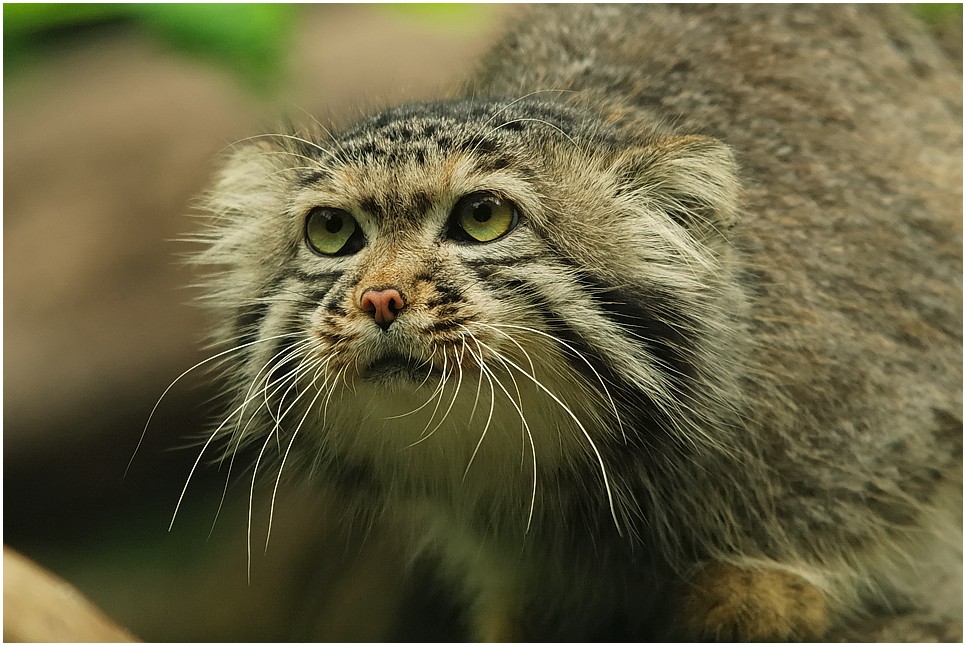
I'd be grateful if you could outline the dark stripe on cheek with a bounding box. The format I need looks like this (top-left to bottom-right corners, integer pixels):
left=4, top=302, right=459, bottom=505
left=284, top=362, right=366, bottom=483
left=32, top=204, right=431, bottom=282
left=426, top=281, right=465, bottom=308
left=236, top=302, right=270, bottom=348
left=287, top=267, right=344, bottom=285
left=463, top=254, right=543, bottom=268
left=527, top=229, right=698, bottom=385
left=569, top=269, right=696, bottom=384
left=465, top=263, right=685, bottom=445
left=294, top=287, right=330, bottom=305
left=544, top=315, right=679, bottom=447
left=429, top=318, right=467, bottom=333
left=326, top=299, right=349, bottom=316
left=268, top=268, right=345, bottom=309
left=466, top=262, right=505, bottom=284
left=469, top=258, right=694, bottom=382
left=260, top=328, right=307, bottom=404
left=320, top=279, right=356, bottom=317
left=234, top=267, right=329, bottom=351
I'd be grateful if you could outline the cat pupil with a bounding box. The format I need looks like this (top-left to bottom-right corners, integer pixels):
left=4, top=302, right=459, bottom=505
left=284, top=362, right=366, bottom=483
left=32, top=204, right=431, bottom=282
left=325, top=216, right=343, bottom=234
left=473, top=205, right=492, bottom=223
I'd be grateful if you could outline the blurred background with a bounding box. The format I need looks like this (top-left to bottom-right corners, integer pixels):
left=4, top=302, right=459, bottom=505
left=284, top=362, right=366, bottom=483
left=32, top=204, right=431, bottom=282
left=4, top=3, right=962, bottom=642
left=4, top=4, right=503, bottom=640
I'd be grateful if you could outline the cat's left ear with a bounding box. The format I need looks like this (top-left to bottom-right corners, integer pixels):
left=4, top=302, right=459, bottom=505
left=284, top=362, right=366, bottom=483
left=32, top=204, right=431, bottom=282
left=613, top=135, right=741, bottom=236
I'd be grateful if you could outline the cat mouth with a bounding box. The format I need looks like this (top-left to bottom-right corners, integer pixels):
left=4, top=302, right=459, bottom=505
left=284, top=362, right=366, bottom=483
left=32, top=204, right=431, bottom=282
left=359, top=351, right=436, bottom=383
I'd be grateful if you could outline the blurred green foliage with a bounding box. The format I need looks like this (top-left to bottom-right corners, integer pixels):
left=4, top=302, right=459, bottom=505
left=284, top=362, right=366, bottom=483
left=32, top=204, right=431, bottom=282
left=909, top=3, right=963, bottom=25
left=2, top=3, right=497, bottom=95
left=131, top=4, right=294, bottom=94
left=3, top=3, right=296, bottom=94
left=387, top=3, right=495, bottom=31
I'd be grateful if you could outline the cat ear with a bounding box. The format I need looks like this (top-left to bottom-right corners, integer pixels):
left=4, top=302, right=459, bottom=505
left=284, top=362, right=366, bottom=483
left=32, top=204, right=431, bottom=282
left=202, top=140, right=290, bottom=221
left=614, top=135, right=741, bottom=236
left=195, top=139, right=298, bottom=271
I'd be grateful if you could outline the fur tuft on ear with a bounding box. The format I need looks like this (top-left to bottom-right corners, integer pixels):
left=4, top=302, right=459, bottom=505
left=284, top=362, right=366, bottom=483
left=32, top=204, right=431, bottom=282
left=202, top=140, right=292, bottom=223
left=192, top=139, right=301, bottom=276
left=615, top=135, right=741, bottom=237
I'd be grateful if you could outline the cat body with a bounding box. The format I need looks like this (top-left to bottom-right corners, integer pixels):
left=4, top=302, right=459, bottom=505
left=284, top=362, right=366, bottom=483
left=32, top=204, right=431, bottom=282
left=195, top=5, right=962, bottom=640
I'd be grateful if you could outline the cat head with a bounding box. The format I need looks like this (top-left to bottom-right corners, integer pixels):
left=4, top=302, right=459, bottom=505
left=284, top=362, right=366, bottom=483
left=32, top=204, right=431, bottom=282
left=194, top=98, right=742, bottom=492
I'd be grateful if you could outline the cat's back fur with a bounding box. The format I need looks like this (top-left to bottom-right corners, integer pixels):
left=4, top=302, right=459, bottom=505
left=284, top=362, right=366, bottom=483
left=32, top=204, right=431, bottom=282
left=470, top=1, right=963, bottom=627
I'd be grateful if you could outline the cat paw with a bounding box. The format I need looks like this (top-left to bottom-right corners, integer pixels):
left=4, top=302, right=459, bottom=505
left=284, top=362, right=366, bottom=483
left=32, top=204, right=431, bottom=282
left=676, top=562, right=829, bottom=641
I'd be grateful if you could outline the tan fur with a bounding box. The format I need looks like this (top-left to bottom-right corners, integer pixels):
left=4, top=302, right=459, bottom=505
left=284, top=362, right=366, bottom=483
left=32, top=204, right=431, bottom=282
left=678, top=562, right=829, bottom=641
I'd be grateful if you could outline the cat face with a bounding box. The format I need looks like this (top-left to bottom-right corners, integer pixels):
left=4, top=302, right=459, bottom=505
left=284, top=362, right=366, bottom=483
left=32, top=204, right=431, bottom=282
left=196, top=98, right=741, bottom=503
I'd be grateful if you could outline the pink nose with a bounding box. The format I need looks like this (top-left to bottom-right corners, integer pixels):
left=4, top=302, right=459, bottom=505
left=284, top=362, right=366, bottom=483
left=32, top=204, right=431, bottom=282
left=360, top=287, right=406, bottom=331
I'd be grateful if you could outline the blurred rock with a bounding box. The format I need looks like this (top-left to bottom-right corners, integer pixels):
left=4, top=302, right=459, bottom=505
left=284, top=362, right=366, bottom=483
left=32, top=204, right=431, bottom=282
left=4, top=546, right=138, bottom=642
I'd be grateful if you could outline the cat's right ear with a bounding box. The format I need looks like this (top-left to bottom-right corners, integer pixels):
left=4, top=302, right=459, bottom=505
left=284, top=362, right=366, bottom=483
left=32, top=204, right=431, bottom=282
left=194, top=140, right=297, bottom=270
left=202, top=140, right=291, bottom=221
left=612, top=135, right=741, bottom=239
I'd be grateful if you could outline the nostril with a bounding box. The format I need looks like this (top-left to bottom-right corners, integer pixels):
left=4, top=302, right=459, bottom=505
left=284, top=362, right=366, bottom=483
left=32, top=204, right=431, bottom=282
left=387, top=294, right=403, bottom=314
left=360, top=287, right=406, bottom=331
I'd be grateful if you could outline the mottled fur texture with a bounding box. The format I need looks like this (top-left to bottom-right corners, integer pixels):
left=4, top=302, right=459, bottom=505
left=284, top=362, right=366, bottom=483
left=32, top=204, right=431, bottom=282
left=189, top=5, right=962, bottom=641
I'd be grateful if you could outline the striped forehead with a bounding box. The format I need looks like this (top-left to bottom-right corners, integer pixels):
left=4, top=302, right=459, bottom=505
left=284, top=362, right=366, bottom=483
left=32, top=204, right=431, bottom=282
left=354, top=182, right=438, bottom=229
left=303, top=138, right=499, bottom=230
left=292, top=98, right=583, bottom=180
left=289, top=99, right=588, bottom=230
left=332, top=118, right=517, bottom=179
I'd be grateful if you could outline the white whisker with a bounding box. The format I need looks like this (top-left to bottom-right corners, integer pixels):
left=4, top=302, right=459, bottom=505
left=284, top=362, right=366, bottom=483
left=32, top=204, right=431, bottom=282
left=460, top=327, right=539, bottom=534
left=461, top=338, right=497, bottom=483
left=411, top=347, right=465, bottom=446
left=207, top=344, right=315, bottom=538
left=170, top=349, right=311, bottom=533
left=485, top=322, right=626, bottom=443
left=474, top=336, right=622, bottom=536
left=127, top=331, right=299, bottom=478
left=230, top=132, right=339, bottom=163
left=407, top=352, right=453, bottom=447
left=265, top=356, right=336, bottom=553
left=379, top=352, right=442, bottom=420
left=466, top=88, right=577, bottom=157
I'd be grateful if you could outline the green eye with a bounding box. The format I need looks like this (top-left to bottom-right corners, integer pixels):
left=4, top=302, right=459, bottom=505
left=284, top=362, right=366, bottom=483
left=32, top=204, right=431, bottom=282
left=305, top=207, right=363, bottom=256
left=450, top=192, right=519, bottom=243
